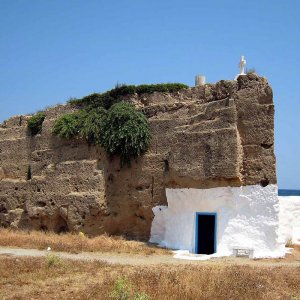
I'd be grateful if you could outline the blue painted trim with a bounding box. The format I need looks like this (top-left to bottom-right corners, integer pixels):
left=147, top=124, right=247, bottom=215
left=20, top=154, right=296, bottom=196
left=195, top=212, right=217, bottom=254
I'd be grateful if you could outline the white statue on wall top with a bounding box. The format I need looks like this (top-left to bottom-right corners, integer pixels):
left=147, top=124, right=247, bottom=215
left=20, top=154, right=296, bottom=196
left=234, top=55, right=246, bottom=80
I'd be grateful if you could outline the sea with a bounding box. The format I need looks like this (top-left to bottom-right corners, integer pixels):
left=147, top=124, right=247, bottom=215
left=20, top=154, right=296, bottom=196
left=278, top=189, right=300, bottom=196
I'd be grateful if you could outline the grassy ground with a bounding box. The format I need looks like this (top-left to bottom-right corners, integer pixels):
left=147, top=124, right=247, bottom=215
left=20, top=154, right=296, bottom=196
left=0, top=228, right=168, bottom=255
left=0, top=229, right=299, bottom=299
left=0, top=255, right=299, bottom=300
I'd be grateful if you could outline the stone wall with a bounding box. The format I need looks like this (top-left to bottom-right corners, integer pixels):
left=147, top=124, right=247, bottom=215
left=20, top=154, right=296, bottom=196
left=0, top=74, right=276, bottom=240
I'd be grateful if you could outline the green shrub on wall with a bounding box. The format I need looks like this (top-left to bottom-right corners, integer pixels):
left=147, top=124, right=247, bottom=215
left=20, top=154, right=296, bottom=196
left=68, top=93, right=104, bottom=108
left=68, top=83, right=188, bottom=109
left=79, top=107, right=107, bottom=144
left=54, top=82, right=187, bottom=166
left=52, top=110, right=86, bottom=139
left=100, top=102, right=150, bottom=166
left=27, top=111, right=46, bottom=135
left=135, top=83, right=188, bottom=94
left=52, top=103, right=150, bottom=166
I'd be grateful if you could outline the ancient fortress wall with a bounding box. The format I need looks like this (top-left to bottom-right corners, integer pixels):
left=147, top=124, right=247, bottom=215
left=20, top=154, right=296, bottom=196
left=0, top=74, right=276, bottom=240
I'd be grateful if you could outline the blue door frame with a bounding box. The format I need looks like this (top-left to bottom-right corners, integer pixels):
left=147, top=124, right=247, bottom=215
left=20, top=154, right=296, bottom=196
left=195, top=212, right=217, bottom=254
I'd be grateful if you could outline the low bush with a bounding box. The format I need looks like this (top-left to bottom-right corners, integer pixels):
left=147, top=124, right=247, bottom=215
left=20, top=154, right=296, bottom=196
left=135, top=83, right=188, bottom=94
left=79, top=107, right=107, bottom=144
left=100, top=102, right=150, bottom=166
left=68, top=83, right=188, bottom=109
left=27, top=111, right=46, bottom=135
left=68, top=92, right=104, bottom=107
left=109, top=84, right=136, bottom=98
left=52, top=110, right=86, bottom=139
left=68, top=91, right=115, bottom=110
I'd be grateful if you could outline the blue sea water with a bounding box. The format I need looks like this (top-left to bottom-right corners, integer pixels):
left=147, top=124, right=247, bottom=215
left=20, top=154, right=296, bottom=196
left=278, top=189, right=300, bottom=196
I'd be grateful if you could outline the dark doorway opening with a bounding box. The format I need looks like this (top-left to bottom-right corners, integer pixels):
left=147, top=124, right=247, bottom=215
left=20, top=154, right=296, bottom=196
left=195, top=213, right=216, bottom=255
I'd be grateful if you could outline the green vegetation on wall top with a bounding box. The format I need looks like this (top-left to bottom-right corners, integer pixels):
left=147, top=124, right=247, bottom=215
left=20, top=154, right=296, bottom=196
left=52, top=107, right=107, bottom=144
left=53, top=82, right=187, bottom=166
left=52, top=110, right=87, bottom=140
left=68, top=83, right=189, bottom=109
left=27, top=111, right=46, bottom=135
left=52, top=102, right=149, bottom=166
left=100, top=102, right=150, bottom=166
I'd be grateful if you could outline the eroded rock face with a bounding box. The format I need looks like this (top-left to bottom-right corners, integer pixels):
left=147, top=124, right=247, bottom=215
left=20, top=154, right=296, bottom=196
left=0, top=74, right=276, bottom=240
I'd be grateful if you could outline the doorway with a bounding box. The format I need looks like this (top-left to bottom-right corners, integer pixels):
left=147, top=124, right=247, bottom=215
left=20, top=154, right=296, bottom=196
left=195, top=212, right=217, bottom=254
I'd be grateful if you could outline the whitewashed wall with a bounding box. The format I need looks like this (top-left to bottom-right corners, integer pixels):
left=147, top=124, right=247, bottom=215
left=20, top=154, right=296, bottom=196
left=150, top=184, right=285, bottom=258
left=279, top=196, right=300, bottom=245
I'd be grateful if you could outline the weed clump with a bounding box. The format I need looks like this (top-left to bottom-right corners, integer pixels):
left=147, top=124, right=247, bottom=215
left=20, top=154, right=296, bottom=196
left=45, top=254, right=63, bottom=268
left=111, top=277, right=150, bottom=300
left=134, top=292, right=150, bottom=300
left=111, top=277, right=131, bottom=300
left=68, top=83, right=188, bottom=109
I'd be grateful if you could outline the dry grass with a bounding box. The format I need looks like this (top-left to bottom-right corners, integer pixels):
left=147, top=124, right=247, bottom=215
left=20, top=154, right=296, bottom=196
left=0, top=228, right=169, bottom=255
left=0, top=255, right=299, bottom=300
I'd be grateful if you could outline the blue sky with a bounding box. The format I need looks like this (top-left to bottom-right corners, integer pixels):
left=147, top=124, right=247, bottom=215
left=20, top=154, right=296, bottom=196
left=0, top=1, right=299, bottom=189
